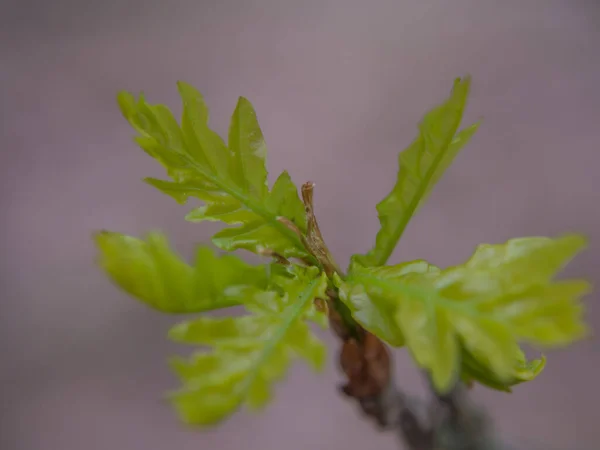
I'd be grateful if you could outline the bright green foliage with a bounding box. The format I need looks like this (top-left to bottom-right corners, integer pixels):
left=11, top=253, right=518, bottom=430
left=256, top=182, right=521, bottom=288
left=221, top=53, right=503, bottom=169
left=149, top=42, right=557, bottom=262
left=354, top=77, right=480, bottom=268
left=117, top=83, right=311, bottom=261
left=461, top=348, right=546, bottom=392
left=167, top=266, right=328, bottom=425
left=96, top=77, right=591, bottom=427
left=94, top=231, right=268, bottom=313
left=338, top=235, right=589, bottom=392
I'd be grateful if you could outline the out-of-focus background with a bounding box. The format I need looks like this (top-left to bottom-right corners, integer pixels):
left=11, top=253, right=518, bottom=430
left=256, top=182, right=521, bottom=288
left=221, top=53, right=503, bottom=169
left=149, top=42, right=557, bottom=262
left=1, top=0, right=599, bottom=449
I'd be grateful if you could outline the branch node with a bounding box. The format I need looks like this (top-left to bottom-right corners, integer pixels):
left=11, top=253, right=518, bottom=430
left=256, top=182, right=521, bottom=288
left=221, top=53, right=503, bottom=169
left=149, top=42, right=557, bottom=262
left=257, top=246, right=292, bottom=266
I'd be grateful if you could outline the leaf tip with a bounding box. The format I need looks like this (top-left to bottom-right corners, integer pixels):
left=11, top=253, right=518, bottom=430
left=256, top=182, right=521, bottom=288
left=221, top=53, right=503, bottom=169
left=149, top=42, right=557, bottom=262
left=92, top=229, right=121, bottom=247
left=116, top=91, right=136, bottom=117
left=236, top=95, right=251, bottom=105
left=176, top=80, right=194, bottom=93
left=567, top=232, right=589, bottom=249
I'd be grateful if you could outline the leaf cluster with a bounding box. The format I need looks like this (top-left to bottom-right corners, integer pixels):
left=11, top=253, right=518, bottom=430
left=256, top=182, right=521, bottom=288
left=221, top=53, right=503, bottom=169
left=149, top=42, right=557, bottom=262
left=95, top=76, right=590, bottom=426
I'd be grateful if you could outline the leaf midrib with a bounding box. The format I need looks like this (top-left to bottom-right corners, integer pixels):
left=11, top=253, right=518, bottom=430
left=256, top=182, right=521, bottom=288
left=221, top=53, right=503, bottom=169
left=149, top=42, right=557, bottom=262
left=174, top=149, right=313, bottom=262
left=231, top=110, right=250, bottom=193
left=237, top=276, right=322, bottom=397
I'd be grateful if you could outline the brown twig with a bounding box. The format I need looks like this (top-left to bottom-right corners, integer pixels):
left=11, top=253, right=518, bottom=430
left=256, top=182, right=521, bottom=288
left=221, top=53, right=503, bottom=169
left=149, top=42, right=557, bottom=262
left=287, top=181, right=500, bottom=450
left=325, top=287, right=435, bottom=449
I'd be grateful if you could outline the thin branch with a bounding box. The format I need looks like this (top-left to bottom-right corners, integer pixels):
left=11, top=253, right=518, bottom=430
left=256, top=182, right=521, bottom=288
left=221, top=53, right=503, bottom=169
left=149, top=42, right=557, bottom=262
left=428, top=384, right=500, bottom=450
left=292, top=181, right=501, bottom=450
left=327, top=284, right=434, bottom=449
left=335, top=323, right=501, bottom=450
left=325, top=276, right=500, bottom=449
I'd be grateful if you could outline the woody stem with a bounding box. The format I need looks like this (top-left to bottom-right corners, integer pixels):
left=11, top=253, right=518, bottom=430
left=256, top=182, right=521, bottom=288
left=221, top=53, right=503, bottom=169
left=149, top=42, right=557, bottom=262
left=284, top=181, right=496, bottom=449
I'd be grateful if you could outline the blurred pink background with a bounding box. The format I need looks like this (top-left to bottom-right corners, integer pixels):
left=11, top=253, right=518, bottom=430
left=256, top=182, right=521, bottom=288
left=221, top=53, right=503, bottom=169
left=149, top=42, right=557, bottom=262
left=1, top=1, right=599, bottom=449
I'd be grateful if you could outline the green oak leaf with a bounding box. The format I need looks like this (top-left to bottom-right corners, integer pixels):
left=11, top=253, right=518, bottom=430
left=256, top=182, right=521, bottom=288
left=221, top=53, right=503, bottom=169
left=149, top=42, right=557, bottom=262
left=117, top=83, right=311, bottom=261
left=353, top=76, right=479, bottom=268
left=94, top=231, right=268, bottom=313
left=167, top=266, right=328, bottom=425
left=339, top=234, right=589, bottom=392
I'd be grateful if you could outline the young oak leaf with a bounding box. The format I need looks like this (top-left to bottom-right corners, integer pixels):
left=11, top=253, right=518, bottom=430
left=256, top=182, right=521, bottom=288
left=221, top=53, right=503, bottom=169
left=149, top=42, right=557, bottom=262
left=94, top=231, right=268, bottom=314
left=166, top=266, right=328, bottom=425
left=353, top=76, right=479, bottom=268
left=117, top=83, right=311, bottom=261
left=339, top=234, right=590, bottom=392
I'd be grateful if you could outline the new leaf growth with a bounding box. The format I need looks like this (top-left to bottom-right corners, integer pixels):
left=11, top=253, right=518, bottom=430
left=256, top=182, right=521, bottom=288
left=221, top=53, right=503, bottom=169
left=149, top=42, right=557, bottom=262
left=95, top=76, right=590, bottom=427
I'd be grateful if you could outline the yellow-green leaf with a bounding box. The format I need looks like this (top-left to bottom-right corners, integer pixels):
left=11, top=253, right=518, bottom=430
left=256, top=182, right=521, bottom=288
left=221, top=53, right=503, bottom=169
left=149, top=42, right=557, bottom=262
left=117, top=83, right=311, bottom=260
left=229, top=96, right=268, bottom=199
left=94, top=231, right=267, bottom=313
left=353, top=76, right=479, bottom=268
left=461, top=349, right=546, bottom=392
left=341, top=234, right=589, bottom=392
left=397, top=301, right=459, bottom=392
left=167, top=267, right=328, bottom=425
